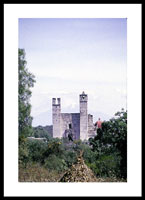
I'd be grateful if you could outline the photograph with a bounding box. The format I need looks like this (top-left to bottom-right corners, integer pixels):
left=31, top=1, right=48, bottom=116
left=18, top=18, right=127, bottom=183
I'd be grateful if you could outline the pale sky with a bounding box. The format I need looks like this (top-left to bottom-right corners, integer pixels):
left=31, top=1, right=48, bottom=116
left=19, top=18, right=127, bottom=126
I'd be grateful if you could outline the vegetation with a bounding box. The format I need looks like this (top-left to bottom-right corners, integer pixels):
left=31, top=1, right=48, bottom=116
left=32, top=125, right=53, bottom=139
left=18, top=49, right=127, bottom=182
left=88, top=109, right=127, bottom=179
left=18, top=48, right=35, bottom=138
left=19, top=122, right=127, bottom=182
left=19, top=162, right=64, bottom=182
left=18, top=48, right=36, bottom=168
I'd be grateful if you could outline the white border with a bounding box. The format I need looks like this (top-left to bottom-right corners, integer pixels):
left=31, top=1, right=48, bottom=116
left=4, top=4, right=142, bottom=197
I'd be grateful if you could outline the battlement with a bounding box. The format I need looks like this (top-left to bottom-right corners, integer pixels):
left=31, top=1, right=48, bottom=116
left=52, top=98, right=61, bottom=105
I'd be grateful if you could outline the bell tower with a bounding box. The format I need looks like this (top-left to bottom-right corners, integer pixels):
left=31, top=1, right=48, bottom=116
left=80, top=91, right=88, bottom=140
left=52, top=98, right=61, bottom=138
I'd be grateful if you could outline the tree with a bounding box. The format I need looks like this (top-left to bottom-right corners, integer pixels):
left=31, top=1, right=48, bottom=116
left=18, top=49, right=35, bottom=137
left=33, top=126, right=52, bottom=140
left=89, top=109, right=127, bottom=179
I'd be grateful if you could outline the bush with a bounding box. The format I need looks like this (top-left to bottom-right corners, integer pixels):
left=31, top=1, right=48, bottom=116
left=19, top=136, right=29, bottom=166
left=27, top=139, right=48, bottom=163
left=42, top=138, right=63, bottom=159
left=83, top=146, right=98, bottom=164
left=95, top=153, right=121, bottom=177
left=88, top=109, right=127, bottom=179
left=44, top=154, right=68, bottom=172
left=61, top=150, right=77, bottom=167
left=33, top=126, right=52, bottom=140
left=25, top=137, right=78, bottom=172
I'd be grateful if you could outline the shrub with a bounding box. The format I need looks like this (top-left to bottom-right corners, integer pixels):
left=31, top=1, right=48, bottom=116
left=27, top=139, right=47, bottom=163
left=33, top=126, right=52, bottom=140
left=95, top=154, right=121, bottom=177
left=44, top=154, right=68, bottom=172
left=88, top=109, right=127, bottom=179
left=61, top=150, right=77, bottom=167
left=19, top=136, right=29, bottom=166
left=83, top=146, right=98, bottom=164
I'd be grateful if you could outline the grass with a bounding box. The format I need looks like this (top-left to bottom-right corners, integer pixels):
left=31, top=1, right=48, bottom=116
left=19, top=163, right=65, bottom=182
left=19, top=162, right=126, bottom=182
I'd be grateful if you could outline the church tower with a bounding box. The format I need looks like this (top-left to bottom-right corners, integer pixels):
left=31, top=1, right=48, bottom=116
left=52, top=98, right=61, bottom=138
left=80, top=91, right=88, bottom=140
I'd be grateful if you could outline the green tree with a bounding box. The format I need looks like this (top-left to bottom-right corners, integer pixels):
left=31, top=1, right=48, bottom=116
left=18, top=49, right=35, bottom=137
left=102, top=109, right=127, bottom=178
left=18, top=49, right=35, bottom=166
left=89, top=109, right=127, bottom=179
left=33, top=126, right=52, bottom=140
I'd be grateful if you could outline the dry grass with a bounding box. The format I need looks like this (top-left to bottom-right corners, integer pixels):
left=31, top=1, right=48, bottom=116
left=94, top=177, right=127, bottom=182
left=19, top=163, right=64, bottom=182
left=19, top=158, right=127, bottom=183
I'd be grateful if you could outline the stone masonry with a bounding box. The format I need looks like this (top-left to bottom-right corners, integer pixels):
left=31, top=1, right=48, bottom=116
left=52, top=92, right=96, bottom=140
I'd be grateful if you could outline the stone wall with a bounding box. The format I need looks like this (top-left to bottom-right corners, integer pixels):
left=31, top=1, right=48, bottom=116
left=88, top=114, right=96, bottom=139
left=52, top=92, right=96, bottom=140
left=61, top=113, right=80, bottom=140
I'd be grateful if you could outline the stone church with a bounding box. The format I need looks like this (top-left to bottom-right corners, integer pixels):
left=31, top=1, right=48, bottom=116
left=52, top=92, right=96, bottom=140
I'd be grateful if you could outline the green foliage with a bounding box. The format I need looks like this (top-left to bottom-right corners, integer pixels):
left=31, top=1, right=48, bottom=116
left=18, top=50, right=127, bottom=181
left=83, top=145, right=98, bottom=164
left=44, top=154, right=68, bottom=172
left=33, top=126, right=52, bottom=140
left=42, top=138, right=78, bottom=170
left=88, top=109, right=127, bottom=179
left=93, top=153, right=121, bottom=177
left=102, top=109, right=127, bottom=178
left=61, top=150, right=77, bottom=167
left=19, top=136, right=29, bottom=166
left=19, top=136, right=77, bottom=172
left=27, top=139, right=48, bottom=163
left=72, top=140, right=90, bottom=154
left=18, top=48, right=35, bottom=137
left=42, top=139, right=62, bottom=159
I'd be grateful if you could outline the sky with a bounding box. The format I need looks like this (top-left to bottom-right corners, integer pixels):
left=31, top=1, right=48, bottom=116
left=19, top=18, right=127, bottom=126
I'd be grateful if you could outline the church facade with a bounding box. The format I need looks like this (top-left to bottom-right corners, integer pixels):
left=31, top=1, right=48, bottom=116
left=52, top=92, right=96, bottom=140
